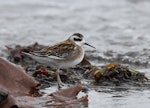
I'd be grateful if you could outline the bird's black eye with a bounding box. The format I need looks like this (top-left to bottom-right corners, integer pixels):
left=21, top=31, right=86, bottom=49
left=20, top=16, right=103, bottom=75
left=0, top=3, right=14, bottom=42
left=74, top=38, right=82, bottom=41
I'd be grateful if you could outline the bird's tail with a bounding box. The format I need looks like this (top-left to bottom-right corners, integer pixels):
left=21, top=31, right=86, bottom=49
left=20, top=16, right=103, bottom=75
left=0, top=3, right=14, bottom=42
left=22, top=52, right=48, bottom=64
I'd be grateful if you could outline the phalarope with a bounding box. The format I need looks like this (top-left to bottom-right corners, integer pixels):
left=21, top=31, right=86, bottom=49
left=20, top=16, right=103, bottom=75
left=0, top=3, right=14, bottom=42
left=23, top=33, right=95, bottom=89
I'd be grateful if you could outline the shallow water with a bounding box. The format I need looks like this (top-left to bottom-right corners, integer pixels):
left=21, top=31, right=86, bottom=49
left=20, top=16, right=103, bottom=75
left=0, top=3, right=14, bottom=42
left=0, top=0, right=150, bottom=107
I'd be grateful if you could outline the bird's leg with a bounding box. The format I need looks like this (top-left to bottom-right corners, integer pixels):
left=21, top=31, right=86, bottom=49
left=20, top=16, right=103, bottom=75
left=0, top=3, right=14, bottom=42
left=56, top=68, right=63, bottom=89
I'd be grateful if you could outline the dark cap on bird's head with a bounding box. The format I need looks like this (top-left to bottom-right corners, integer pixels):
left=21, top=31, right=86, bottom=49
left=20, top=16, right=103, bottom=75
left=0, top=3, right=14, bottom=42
left=72, top=33, right=84, bottom=38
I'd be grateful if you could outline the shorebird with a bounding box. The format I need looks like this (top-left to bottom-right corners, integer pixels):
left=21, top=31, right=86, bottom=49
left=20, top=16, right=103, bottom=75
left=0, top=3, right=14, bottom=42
left=23, top=33, right=95, bottom=89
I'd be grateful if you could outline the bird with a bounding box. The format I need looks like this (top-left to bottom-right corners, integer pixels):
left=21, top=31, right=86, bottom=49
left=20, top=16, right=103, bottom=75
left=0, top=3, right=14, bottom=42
left=23, top=33, right=95, bottom=89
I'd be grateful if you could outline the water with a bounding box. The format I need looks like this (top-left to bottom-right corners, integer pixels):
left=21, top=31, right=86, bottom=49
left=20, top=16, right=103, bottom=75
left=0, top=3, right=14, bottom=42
left=89, top=89, right=150, bottom=108
left=0, top=0, right=150, bottom=107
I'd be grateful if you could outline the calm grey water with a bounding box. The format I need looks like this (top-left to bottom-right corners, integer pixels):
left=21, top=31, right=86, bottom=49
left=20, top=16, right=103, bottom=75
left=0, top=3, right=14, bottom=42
left=0, top=0, right=150, bottom=108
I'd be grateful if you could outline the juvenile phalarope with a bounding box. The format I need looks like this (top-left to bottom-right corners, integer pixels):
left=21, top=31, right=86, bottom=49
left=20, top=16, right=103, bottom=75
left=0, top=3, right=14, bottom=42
left=23, top=33, right=95, bottom=89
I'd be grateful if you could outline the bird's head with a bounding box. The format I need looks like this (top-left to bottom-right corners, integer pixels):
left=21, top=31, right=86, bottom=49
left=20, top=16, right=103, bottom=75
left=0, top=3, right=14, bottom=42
left=69, top=33, right=95, bottom=49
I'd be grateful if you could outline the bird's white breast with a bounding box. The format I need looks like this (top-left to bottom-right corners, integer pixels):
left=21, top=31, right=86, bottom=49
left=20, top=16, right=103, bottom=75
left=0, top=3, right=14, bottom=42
left=60, top=47, right=85, bottom=68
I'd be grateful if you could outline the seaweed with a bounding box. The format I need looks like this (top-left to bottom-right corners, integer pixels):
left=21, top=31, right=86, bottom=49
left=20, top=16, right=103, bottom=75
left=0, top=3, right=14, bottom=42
left=89, top=63, right=148, bottom=85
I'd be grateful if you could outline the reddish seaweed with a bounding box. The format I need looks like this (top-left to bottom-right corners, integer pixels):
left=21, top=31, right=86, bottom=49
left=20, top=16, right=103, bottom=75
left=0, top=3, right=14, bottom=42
left=0, top=58, right=88, bottom=107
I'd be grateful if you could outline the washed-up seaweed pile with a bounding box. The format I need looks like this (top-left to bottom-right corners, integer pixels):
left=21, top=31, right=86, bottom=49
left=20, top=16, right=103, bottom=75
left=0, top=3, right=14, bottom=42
left=5, top=43, right=149, bottom=87
left=89, top=63, right=148, bottom=86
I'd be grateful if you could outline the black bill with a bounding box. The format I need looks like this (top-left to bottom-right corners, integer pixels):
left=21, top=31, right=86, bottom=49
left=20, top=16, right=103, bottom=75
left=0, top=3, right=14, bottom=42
left=84, top=43, right=96, bottom=49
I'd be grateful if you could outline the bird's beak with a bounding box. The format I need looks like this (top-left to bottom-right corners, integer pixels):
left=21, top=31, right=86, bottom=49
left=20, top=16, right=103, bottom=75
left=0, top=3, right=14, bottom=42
left=84, top=43, right=96, bottom=49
